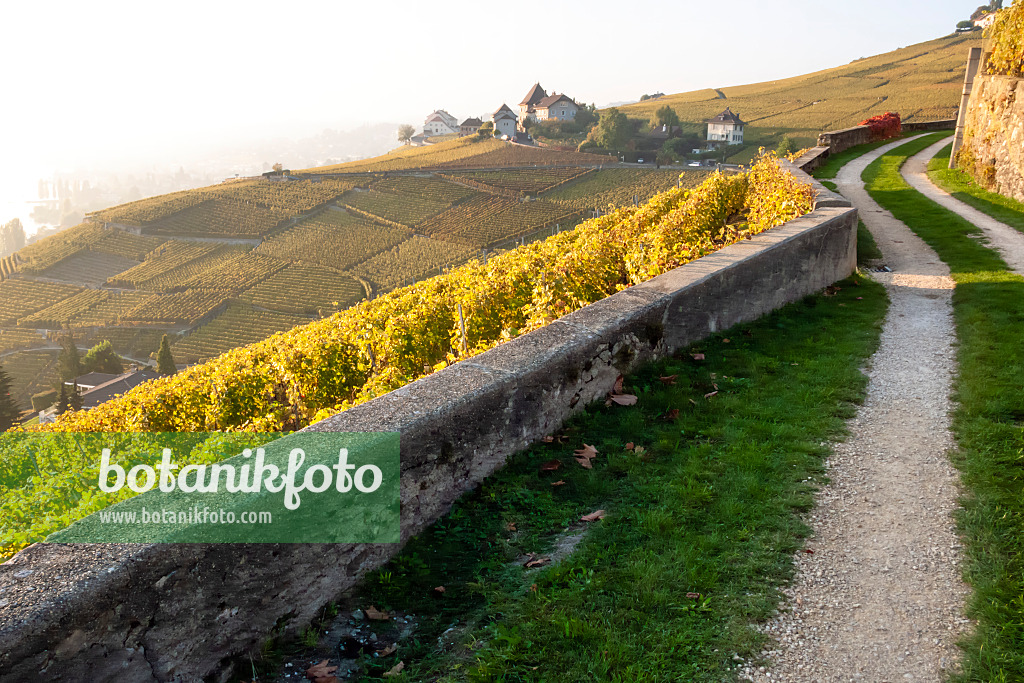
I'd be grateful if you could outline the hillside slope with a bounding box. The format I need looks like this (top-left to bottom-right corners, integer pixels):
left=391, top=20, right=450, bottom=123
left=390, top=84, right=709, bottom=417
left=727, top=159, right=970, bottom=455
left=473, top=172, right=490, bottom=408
left=619, top=33, right=983, bottom=161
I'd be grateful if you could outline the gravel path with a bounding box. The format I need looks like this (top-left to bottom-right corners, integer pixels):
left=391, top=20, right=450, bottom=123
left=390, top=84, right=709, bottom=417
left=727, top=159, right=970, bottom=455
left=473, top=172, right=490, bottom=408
left=740, top=137, right=972, bottom=682
left=901, top=138, right=1024, bottom=276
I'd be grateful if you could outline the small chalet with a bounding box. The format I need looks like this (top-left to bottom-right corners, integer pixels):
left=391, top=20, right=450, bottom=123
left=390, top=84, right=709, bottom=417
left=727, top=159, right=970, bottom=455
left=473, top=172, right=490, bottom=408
left=460, top=117, right=482, bottom=136
left=705, top=108, right=745, bottom=145
left=492, top=104, right=518, bottom=138
left=519, top=83, right=579, bottom=124
left=423, top=110, right=459, bottom=136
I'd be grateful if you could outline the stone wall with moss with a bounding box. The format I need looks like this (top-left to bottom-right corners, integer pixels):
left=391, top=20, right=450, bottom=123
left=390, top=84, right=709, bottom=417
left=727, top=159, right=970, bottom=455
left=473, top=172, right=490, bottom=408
left=959, top=74, right=1024, bottom=202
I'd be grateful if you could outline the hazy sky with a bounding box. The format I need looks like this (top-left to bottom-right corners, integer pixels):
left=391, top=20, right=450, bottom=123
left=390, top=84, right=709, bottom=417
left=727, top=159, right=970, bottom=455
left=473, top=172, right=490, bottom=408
left=0, top=0, right=1000, bottom=174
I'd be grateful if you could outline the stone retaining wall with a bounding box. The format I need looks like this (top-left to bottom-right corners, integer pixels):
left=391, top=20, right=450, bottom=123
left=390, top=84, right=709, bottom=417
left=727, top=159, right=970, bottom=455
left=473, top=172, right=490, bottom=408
left=961, top=74, right=1024, bottom=203
left=0, top=181, right=857, bottom=682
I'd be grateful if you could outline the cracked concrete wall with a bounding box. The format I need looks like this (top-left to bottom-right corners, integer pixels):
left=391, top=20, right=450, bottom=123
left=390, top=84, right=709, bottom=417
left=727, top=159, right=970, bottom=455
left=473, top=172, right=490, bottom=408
left=0, top=199, right=856, bottom=683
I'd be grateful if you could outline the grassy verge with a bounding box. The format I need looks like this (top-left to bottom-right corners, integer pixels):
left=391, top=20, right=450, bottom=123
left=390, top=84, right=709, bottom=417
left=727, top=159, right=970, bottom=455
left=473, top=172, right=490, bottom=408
left=927, top=143, right=1024, bottom=234
left=260, top=275, right=887, bottom=682
left=811, top=131, right=917, bottom=180
left=863, top=135, right=1024, bottom=681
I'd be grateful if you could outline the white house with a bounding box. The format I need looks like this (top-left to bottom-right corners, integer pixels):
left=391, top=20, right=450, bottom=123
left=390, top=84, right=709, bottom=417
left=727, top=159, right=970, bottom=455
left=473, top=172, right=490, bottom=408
left=460, top=117, right=482, bottom=136
left=974, top=12, right=997, bottom=28
left=492, top=104, right=518, bottom=138
left=519, top=83, right=579, bottom=124
left=423, top=110, right=460, bottom=136
left=706, top=108, right=745, bottom=145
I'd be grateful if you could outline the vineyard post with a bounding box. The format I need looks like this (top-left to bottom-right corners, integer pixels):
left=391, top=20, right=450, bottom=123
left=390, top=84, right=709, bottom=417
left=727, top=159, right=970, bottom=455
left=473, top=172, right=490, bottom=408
left=457, top=303, right=467, bottom=355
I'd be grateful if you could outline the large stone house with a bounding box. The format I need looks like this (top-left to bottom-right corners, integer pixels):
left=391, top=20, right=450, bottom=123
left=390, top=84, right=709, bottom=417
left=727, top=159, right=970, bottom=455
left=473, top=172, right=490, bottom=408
left=706, top=108, right=745, bottom=145
left=423, top=110, right=460, bottom=136
left=519, top=83, right=579, bottom=124
left=492, top=104, right=518, bottom=138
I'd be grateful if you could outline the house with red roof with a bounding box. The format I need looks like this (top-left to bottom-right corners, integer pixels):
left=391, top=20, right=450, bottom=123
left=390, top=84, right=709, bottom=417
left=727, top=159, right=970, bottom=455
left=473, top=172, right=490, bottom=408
left=705, top=108, right=745, bottom=145
left=519, top=83, right=580, bottom=125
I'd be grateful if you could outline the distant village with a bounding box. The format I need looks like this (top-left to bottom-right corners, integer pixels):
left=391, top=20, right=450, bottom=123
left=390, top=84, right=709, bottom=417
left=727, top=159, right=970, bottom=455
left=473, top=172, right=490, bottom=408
left=409, top=82, right=746, bottom=161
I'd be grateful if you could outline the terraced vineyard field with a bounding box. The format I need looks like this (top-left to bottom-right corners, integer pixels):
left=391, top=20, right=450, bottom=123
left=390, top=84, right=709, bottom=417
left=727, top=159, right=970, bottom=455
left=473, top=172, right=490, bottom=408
left=302, top=138, right=508, bottom=173
left=170, top=302, right=309, bottom=363
left=545, top=169, right=707, bottom=210
left=147, top=198, right=293, bottom=238
left=340, top=189, right=451, bottom=227
left=89, top=229, right=166, bottom=260
left=351, top=236, right=477, bottom=291
left=0, top=280, right=84, bottom=326
left=176, top=253, right=286, bottom=293
left=18, top=290, right=113, bottom=329
left=91, top=190, right=212, bottom=226
left=107, top=241, right=223, bottom=289
left=135, top=246, right=250, bottom=292
left=39, top=251, right=140, bottom=287
left=371, top=176, right=478, bottom=204
left=256, top=210, right=410, bottom=271
left=120, top=290, right=231, bottom=326
left=70, top=292, right=158, bottom=328
left=3, top=349, right=59, bottom=409
left=419, top=196, right=580, bottom=247
left=441, top=167, right=592, bottom=194
left=239, top=264, right=365, bottom=315
left=80, top=328, right=169, bottom=360
left=426, top=144, right=616, bottom=170
left=0, top=329, right=46, bottom=354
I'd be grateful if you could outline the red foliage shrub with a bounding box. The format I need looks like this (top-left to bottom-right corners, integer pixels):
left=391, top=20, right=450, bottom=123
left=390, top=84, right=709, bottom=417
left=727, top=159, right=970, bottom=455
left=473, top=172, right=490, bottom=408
left=859, top=112, right=902, bottom=140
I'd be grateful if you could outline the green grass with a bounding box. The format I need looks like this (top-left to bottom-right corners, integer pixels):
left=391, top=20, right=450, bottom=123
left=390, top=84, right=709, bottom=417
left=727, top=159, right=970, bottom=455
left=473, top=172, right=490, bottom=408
left=863, top=135, right=1024, bottom=681
left=264, top=275, right=887, bottom=682
left=927, top=143, right=1024, bottom=234
left=811, top=132, right=918, bottom=180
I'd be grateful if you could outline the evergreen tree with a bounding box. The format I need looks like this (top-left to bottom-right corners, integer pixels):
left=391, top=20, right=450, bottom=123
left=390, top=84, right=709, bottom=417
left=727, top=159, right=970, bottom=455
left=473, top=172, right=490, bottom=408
left=156, top=334, right=177, bottom=375
left=56, top=382, right=70, bottom=415
left=69, top=381, right=83, bottom=412
left=57, top=333, right=82, bottom=382
left=0, top=365, right=22, bottom=430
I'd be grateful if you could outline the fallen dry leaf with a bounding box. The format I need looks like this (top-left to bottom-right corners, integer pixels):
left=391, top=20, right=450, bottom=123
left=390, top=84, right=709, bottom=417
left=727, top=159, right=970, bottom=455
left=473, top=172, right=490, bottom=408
left=634, top=445, right=646, bottom=456
left=383, top=661, right=405, bottom=677
left=704, top=391, right=718, bottom=399
left=573, top=444, right=598, bottom=469
left=685, top=592, right=701, bottom=600
left=581, top=510, right=606, bottom=522
left=530, top=583, right=538, bottom=592
left=722, top=338, right=731, bottom=343
left=541, top=435, right=554, bottom=443
left=659, top=375, right=678, bottom=385
left=608, top=393, right=638, bottom=406
left=691, top=353, right=705, bottom=361
left=365, top=605, right=389, bottom=621
left=524, top=554, right=551, bottom=568
left=551, top=480, right=566, bottom=487
left=689, top=398, right=697, bottom=405
left=824, top=285, right=841, bottom=296
left=612, top=375, right=624, bottom=394
left=625, top=442, right=635, bottom=451
left=306, top=660, right=338, bottom=681
left=434, top=586, right=446, bottom=594
left=505, top=521, right=517, bottom=532
left=539, top=459, right=562, bottom=472
left=664, top=408, right=680, bottom=421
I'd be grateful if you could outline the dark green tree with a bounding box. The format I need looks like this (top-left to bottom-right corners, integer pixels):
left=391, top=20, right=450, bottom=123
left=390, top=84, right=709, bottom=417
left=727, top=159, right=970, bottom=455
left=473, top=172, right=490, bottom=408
left=56, top=382, right=70, bottom=415
left=650, top=105, right=681, bottom=134
left=69, top=382, right=83, bottom=412
left=592, top=108, right=631, bottom=151
left=0, top=365, right=22, bottom=430
left=574, top=103, right=599, bottom=129
left=776, top=135, right=796, bottom=157
left=82, top=340, right=124, bottom=375
left=57, top=333, right=82, bottom=383
left=477, top=121, right=495, bottom=139
left=157, top=334, right=177, bottom=376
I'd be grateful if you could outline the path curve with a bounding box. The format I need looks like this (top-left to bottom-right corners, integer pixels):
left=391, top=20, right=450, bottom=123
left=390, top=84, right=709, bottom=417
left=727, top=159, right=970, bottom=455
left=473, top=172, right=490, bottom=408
left=741, top=136, right=970, bottom=682
left=902, top=139, right=1024, bottom=276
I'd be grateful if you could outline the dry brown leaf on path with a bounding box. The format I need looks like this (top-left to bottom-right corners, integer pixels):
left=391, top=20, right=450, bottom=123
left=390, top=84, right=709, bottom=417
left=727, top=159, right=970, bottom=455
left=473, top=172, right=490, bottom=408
left=664, top=408, right=680, bottom=421
left=612, top=375, right=624, bottom=394
left=608, top=393, right=638, bottom=406
left=365, top=605, right=389, bottom=621
left=625, top=442, right=634, bottom=450
left=379, top=643, right=398, bottom=656
left=581, top=510, right=606, bottom=522
left=306, top=660, right=338, bottom=681
left=542, top=435, right=554, bottom=443
left=573, top=444, right=598, bottom=469
left=659, top=375, right=677, bottom=385
left=704, top=391, right=718, bottom=399
left=505, top=521, right=517, bottom=531
left=383, top=661, right=405, bottom=677
left=551, top=480, right=566, bottom=487
left=539, top=459, right=562, bottom=472
left=686, top=592, right=701, bottom=600
left=434, top=586, right=446, bottom=594
left=691, top=352, right=705, bottom=361
left=524, top=554, right=551, bottom=568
